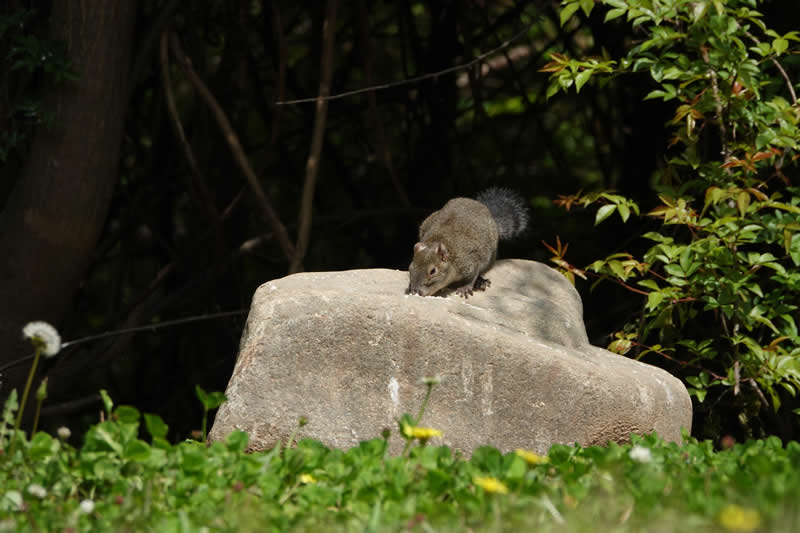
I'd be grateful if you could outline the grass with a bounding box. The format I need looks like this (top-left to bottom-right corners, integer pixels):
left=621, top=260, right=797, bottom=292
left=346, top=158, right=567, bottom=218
left=1, top=388, right=799, bottom=532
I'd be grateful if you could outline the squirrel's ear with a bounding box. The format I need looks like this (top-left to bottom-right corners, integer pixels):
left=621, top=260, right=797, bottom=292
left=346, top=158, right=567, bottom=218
left=414, top=242, right=426, bottom=253
left=436, top=243, right=449, bottom=261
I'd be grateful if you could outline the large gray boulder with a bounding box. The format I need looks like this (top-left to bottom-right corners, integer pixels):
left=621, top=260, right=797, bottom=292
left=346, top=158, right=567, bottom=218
left=209, top=260, right=692, bottom=454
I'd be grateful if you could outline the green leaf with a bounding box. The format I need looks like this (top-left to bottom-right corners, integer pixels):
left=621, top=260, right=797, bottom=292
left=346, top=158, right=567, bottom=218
left=605, top=8, right=627, bottom=22
left=647, top=291, right=664, bottom=311
left=115, top=405, right=141, bottom=424
left=560, top=2, right=581, bottom=26
left=195, top=385, right=209, bottom=408
left=618, top=203, right=631, bottom=222
left=753, top=315, right=780, bottom=334
left=663, top=263, right=685, bottom=278
left=29, top=432, right=58, bottom=460
left=2, top=491, right=23, bottom=511
left=579, top=0, right=594, bottom=16
left=688, top=388, right=707, bottom=402
left=124, top=439, right=152, bottom=462
left=679, top=248, right=692, bottom=273
left=95, top=425, right=124, bottom=455
left=546, top=81, right=560, bottom=100
left=204, top=391, right=227, bottom=410
left=99, top=389, right=113, bottom=417
left=144, top=413, right=169, bottom=440
left=773, top=38, right=789, bottom=55
left=638, top=279, right=660, bottom=291
left=595, top=204, right=616, bottom=225
left=225, top=430, right=249, bottom=452
left=575, top=70, right=593, bottom=92
left=642, top=232, right=672, bottom=243
left=608, top=260, right=626, bottom=279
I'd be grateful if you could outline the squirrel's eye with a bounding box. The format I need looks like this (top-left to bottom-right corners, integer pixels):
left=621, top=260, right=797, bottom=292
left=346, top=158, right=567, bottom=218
left=429, top=267, right=437, bottom=276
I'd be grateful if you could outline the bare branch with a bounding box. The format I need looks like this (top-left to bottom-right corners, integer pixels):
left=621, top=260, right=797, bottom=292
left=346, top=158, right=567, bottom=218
left=167, top=32, right=296, bottom=263
left=701, top=47, right=729, bottom=159
left=289, top=0, right=339, bottom=273
left=745, top=31, right=798, bottom=106
left=275, top=24, right=533, bottom=106
left=358, top=0, right=410, bottom=207
left=159, top=32, right=222, bottom=231
left=40, top=393, right=103, bottom=418
left=270, top=3, right=288, bottom=143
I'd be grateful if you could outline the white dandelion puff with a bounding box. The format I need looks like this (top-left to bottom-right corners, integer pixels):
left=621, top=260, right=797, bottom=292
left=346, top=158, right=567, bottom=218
left=27, top=484, right=47, bottom=499
left=22, top=321, right=61, bottom=357
left=629, top=445, right=653, bottom=463
left=79, top=499, right=95, bottom=514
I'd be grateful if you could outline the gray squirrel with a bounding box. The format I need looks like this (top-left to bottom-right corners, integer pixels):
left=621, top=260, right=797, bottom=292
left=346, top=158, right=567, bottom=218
left=406, top=188, right=529, bottom=298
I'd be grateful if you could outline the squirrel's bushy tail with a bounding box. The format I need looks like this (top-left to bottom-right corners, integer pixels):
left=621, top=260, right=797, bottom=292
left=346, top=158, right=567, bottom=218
left=476, top=187, right=529, bottom=240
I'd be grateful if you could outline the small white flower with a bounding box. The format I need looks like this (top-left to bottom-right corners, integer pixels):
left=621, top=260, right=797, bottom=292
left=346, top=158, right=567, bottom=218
left=57, top=426, right=71, bottom=440
left=79, top=499, right=95, bottom=514
left=22, top=321, right=61, bottom=357
left=27, top=484, right=47, bottom=499
left=629, top=445, right=653, bottom=463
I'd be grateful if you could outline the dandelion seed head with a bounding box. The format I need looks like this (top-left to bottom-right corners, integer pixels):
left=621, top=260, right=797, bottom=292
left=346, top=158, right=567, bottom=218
left=22, top=321, right=61, bottom=356
left=629, top=445, right=653, bottom=463
left=27, top=484, right=46, bottom=499
left=79, top=499, right=95, bottom=514
left=57, top=426, right=71, bottom=440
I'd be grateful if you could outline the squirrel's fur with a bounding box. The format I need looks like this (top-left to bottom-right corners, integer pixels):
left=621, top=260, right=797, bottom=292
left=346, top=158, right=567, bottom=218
left=406, top=188, right=528, bottom=298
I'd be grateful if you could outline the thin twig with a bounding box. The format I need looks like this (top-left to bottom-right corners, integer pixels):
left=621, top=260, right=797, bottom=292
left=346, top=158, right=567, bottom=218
left=358, top=0, right=410, bottom=207
left=769, top=56, right=798, bottom=106
left=130, top=0, right=181, bottom=87
left=630, top=341, right=726, bottom=380
left=268, top=3, right=288, bottom=143
left=167, top=32, right=296, bottom=263
left=289, top=0, right=339, bottom=273
left=744, top=31, right=797, bottom=106
left=0, top=310, right=249, bottom=374
left=275, top=24, right=533, bottom=105
left=159, top=31, right=222, bottom=229
left=40, top=393, right=103, bottom=418
left=701, top=47, right=729, bottom=159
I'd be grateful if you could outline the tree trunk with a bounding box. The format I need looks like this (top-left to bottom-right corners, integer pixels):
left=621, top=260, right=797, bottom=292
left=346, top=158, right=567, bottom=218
left=0, top=1, right=137, bottom=395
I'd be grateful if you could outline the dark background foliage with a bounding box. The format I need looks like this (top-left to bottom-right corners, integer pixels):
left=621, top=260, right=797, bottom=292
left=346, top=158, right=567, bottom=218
left=1, top=0, right=798, bottom=444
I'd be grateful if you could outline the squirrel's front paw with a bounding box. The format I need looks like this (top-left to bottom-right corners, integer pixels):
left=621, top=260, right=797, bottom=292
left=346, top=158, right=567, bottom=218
left=455, top=284, right=474, bottom=298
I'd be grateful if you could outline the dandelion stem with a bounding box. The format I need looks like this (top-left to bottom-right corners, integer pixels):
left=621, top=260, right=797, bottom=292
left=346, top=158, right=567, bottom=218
left=200, top=407, right=208, bottom=442
left=413, top=382, right=433, bottom=425
left=15, top=346, right=42, bottom=431
left=32, top=395, right=43, bottom=435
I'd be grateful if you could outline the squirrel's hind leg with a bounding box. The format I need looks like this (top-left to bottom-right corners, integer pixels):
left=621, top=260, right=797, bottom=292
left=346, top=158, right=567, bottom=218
left=473, top=275, right=491, bottom=292
left=454, top=275, right=491, bottom=298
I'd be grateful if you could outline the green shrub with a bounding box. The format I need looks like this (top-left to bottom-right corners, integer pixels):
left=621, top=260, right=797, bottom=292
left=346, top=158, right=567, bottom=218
left=546, top=0, right=800, bottom=439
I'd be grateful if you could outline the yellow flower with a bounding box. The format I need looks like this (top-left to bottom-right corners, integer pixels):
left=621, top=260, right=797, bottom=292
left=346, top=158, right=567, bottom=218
left=401, top=423, right=443, bottom=440
left=515, top=448, right=549, bottom=465
left=299, top=473, right=316, bottom=484
left=473, top=476, right=509, bottom=494
left=718, top=504, right=761, bottom=531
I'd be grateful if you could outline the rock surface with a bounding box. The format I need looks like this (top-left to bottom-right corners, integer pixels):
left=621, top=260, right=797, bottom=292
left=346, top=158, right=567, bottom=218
left=209, top=259, right=692, bottom=454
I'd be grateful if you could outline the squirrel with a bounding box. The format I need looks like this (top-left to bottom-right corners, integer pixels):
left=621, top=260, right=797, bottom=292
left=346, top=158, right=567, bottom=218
left=406, top=187, right=528, bottom=298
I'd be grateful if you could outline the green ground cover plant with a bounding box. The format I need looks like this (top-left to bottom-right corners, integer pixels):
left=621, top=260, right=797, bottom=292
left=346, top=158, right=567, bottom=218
left=1, top=387, right=799, bottom=532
